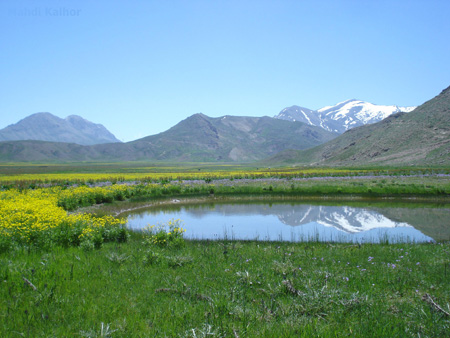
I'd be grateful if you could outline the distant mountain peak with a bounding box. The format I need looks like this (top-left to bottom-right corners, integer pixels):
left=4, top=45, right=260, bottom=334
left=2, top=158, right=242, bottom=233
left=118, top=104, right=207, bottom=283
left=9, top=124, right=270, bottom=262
left=0, top=112, right=121, bottom=145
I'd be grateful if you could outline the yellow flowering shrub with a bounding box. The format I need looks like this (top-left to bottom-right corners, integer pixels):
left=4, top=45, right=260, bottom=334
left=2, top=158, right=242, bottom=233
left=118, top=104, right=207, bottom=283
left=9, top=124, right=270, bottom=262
left=0, top=187, right=127, bottom=250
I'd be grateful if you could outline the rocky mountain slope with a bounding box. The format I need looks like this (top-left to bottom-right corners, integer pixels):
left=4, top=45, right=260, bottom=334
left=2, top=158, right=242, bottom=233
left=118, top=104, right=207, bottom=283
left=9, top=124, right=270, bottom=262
left=125, top=114, right=338, bottom=162
left=0, top=113, right=121, bottom=145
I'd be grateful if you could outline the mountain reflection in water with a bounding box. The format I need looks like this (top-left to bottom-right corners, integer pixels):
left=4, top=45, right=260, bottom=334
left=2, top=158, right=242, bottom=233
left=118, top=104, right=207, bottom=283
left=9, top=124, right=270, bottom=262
left=125, top=201, right=449, bottom=243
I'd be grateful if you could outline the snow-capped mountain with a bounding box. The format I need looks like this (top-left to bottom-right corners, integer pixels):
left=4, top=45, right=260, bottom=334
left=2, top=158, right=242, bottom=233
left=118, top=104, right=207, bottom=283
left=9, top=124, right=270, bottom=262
left=317, top=100, right=416, bottom=133
left=275, top=100, right=416, bottom=134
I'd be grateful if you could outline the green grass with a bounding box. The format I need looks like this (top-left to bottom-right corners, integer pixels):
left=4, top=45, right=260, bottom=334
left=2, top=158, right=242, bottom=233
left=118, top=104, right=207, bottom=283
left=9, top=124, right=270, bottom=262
left=1, top=234, right=450, bottom=337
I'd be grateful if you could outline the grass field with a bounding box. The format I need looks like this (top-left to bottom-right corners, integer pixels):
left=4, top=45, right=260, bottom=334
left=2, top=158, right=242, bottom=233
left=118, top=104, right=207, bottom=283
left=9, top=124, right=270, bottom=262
left=1, top=163, right=449, bottom=337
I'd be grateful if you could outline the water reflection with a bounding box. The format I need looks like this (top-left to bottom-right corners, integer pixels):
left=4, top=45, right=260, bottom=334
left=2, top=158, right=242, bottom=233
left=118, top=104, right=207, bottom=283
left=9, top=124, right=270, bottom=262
left=125, top=200, right=449, bottom=243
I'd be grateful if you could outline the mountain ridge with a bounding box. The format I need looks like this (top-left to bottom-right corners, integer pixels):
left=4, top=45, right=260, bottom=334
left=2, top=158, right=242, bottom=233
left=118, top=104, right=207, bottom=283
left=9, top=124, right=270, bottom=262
left=275, top=100, right=416, bottom=133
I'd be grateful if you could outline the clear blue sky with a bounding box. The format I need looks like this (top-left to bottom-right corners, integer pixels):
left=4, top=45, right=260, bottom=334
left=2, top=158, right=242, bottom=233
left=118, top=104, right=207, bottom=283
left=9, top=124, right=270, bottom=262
left=1, top=0, right=449, bottom=142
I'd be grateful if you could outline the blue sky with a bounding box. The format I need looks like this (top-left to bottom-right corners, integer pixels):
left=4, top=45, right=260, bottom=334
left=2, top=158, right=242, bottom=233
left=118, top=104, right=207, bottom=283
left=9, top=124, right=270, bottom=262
left=1, top=0, right=449, bottom=142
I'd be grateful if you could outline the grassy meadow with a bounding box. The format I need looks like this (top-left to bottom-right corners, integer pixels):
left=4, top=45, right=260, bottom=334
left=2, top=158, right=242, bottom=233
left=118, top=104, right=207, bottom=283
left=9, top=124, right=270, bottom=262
left=3, top=235, right=450, bottom=337
left=1, top=162, right=450, bottom=337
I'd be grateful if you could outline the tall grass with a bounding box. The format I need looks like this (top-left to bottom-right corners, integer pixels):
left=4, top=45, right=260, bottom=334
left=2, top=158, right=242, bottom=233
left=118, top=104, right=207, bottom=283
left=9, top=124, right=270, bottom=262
left=1, top=236, right=449, bottom=337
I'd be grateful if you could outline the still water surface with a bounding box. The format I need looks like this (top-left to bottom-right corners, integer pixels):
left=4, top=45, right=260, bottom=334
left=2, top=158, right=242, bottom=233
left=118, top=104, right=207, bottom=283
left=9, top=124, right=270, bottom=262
left=125, top=199, right=449, bottom=243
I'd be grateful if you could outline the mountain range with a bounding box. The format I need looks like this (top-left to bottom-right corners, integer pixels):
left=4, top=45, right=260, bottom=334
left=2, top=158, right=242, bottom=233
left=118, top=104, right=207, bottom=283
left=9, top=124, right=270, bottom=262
left=0, top=87, right=447, bottom=165
left=0, top=114, right=337, bottom=162
left=268, top=86, right=450, bottom=166
left=0, top=113, right=121, bottom=145
left=275, top=100, right=416, bottom=133
left=1, top=99, right=415, bottom=148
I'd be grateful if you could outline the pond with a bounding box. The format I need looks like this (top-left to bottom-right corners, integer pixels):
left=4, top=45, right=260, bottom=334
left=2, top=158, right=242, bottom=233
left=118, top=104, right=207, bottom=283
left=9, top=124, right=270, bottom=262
left=124, top=198, right=450, bottom=243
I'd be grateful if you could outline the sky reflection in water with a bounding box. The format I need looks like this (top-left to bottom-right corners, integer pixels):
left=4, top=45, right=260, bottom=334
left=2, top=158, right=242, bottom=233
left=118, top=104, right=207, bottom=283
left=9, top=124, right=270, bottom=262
left=126, top=202, right=436, bottom=243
